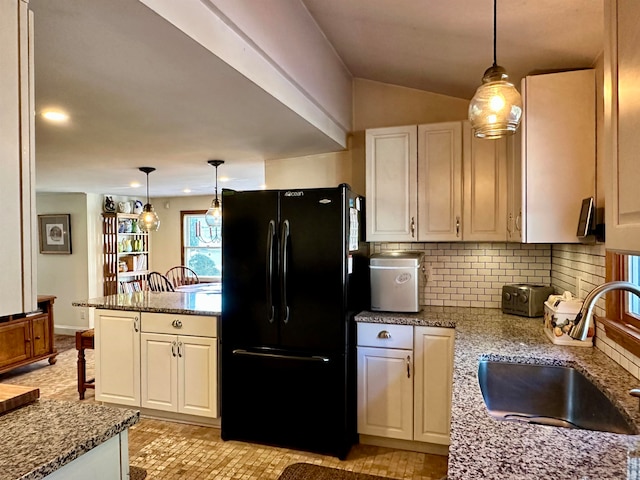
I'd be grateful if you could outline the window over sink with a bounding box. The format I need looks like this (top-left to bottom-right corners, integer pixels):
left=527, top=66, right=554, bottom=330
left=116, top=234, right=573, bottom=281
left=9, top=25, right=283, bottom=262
left=181, top=211, right=221, bottom=281
left=601, top=251, right=640, bottom=357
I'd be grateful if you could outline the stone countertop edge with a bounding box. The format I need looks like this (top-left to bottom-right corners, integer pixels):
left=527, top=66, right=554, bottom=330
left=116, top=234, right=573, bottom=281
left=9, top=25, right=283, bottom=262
left=356, top=306, right=640, bottom=480
left=72, top=291, right=221, bottom=316
left=0, top=399, right=139, bottom=480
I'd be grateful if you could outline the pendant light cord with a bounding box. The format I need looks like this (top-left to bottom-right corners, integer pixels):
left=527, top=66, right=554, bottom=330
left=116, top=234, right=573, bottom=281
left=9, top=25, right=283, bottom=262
left=493, top=0, right=497, bottom=67
left=214, top=164, right=219, bottom=202
left=146, top=172, right=150, bottom=204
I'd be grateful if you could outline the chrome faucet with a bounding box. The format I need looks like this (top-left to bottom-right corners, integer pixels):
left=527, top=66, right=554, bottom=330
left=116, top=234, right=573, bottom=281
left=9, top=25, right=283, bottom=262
left=568, top=281, right=640, bottom=341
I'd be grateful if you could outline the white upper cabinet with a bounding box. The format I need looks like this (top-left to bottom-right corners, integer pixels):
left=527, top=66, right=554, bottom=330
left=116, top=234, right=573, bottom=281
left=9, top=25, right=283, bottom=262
left=366, top=121, right=508, bottom=243
left=520, top=69, right=596, bottom=243
left=605, top=0, right=640, bottom=253
left=462, top=122, right=508, bottom=242
left=417, top=122, right=462, bottom=242
left=366, top=125, right=418, bottom=242
left=0, top=0, right=36, bottom=316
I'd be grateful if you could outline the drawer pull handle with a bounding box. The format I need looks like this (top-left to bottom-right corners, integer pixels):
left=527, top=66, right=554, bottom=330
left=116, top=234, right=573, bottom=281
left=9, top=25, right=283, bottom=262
left=406, top=355, right=411, bottom=378
left=377, top=330, right=391, bottom=339
left=172, top=319, right=183, bottom=329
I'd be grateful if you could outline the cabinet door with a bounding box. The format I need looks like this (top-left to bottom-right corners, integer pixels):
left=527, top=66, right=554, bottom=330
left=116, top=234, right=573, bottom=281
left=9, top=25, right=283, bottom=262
left=141, top=333, right=178, bottom=412
left=366, top=125, right=418, bottom=242
left=463, top=122, right=508, bottom=241
left=357, top=346, right=413, bottom=440
left=507, top=130, right=523, bottom=242
left=95, top=310, right=141, bottom=406
left=0, top=0, right=36, bottom=316
left=178, top=336, right=218, bottom=418
left=417, top=122, right=462, bottom=241
left=0, top=320, right=31, bottom=368
left=413, top=326, right=454, bottom=445
left=606, top=0, right=640, bottom=251
left=31, top=315, right=49, bottom=357
left=522, top=69, right=595, bottom=243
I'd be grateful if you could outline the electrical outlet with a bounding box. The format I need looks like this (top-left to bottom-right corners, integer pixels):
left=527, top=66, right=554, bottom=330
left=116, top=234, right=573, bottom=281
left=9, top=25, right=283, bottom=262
left=80, top=310, right=85, bottom=321
left=577, top=278, right=584, bottom=298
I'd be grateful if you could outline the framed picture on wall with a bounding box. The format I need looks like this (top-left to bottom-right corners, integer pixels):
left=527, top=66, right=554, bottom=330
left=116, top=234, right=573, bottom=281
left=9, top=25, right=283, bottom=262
left=38, top=214, right=72, bottom=254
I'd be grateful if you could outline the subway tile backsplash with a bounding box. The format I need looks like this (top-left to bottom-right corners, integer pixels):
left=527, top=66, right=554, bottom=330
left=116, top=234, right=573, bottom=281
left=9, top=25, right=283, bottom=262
left=370, top=241, right=640, bottom=380
left=371, top=242, right=551, bottom=308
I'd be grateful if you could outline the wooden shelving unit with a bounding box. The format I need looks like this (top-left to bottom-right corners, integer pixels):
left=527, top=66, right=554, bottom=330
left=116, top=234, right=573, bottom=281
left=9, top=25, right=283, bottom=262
left=103, top=213, right=150, bottom=295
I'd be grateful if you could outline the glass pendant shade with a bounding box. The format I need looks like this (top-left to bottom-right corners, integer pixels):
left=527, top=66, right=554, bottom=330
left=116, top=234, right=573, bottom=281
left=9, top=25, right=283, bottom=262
left=139, top=204, right=160, bottom=231
left=205, top=159, right=224, bottom=226
left=205, top=198, right=222, bottom=226
left=138, top=167, right=160, bottom=232
left=469, top=65, right=523, bottom=139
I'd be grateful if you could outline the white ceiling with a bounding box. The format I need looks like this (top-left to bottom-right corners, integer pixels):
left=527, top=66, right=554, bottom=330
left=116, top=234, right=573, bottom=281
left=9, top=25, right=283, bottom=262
left=31, top=0, right=603, bottom=198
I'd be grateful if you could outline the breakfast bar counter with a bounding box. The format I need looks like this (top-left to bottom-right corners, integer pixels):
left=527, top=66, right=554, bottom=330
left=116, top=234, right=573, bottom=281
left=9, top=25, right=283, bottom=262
left=73, top=291, right=221, bottom=315
left=0, top=399, right=139, bottom=480
left=356, top=307, right=640, bottom=479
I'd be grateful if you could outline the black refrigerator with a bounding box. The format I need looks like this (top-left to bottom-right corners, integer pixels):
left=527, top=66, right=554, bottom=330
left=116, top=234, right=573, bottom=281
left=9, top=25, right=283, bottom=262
left=220, top=184, right=368, bottom=459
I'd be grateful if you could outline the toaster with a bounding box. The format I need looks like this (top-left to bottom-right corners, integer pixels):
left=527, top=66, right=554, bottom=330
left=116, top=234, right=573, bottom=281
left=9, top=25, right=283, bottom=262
left=501, top=284, right=555, bottom=317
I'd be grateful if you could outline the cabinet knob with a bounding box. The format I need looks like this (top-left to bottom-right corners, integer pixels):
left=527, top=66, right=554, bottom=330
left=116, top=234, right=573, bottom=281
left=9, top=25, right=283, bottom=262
left=377, top=330, right=391, bottom=339
left=35, top=336, right=41, bottom=340
left=172, top=319, right=183, bottom=329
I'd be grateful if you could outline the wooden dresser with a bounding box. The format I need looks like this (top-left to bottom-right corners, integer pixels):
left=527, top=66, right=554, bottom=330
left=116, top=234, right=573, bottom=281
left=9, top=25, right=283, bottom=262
left=0, top=295, right=58, bottom=374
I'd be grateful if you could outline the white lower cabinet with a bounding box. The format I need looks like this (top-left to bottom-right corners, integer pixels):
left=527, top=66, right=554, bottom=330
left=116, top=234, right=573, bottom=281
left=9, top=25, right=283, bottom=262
left=141, top=313, right=218, bottom=418
left=94, top=308, right=218, bottom=420
left=95, top=310, right=141, bottom=407
left=357, top=322, right=454, bottom=446
left=357, top=346, right=414, bottom=440
left=413, top=326, right=455, bottom=445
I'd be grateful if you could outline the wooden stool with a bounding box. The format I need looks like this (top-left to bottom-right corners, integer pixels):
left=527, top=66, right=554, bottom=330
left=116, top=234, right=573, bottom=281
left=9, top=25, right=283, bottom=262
left=76, top=329, right=95, bottom=400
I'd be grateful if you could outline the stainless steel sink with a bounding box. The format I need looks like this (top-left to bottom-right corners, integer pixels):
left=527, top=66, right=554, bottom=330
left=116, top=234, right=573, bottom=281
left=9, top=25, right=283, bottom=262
left=478, top=360, right=636, bottom=434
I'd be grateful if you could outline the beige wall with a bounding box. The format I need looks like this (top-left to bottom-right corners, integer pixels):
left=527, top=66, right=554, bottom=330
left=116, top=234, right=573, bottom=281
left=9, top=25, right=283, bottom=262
left=265, top=78, right=470, bottom=191
left=352, top=78, right=470, bottom=131
left=36, top=192, right=102, bottom=334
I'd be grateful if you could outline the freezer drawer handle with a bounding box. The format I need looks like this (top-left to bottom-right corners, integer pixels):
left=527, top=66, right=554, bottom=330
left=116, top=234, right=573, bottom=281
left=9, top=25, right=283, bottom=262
left=232, top=349, right=330, bottom=363
left=266, top=219, right=276, bottom=323
left=377, top=330, right=391, bottom=339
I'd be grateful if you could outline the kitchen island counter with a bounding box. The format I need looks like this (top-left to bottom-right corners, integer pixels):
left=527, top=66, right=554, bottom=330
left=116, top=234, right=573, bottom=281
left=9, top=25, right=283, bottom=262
left=0, top=399, right=138, bottom=480
left=73, top=291, right=221, bottom=316
left=356, top=307, right=640, bottom=479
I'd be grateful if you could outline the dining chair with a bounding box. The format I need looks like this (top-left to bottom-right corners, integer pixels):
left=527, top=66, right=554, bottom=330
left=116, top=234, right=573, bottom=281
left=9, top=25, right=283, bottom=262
left=166, top=266, right=199, bottom=287
left=147, top=272, right=175, bottom=292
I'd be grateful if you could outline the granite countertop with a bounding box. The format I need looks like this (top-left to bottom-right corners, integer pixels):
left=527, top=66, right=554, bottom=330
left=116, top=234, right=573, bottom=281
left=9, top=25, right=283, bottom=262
left=0, top=399, right=139, bottom=480
left=73, top=291, right=221, bottom=315
left=356, top=307, right=640, bottom=479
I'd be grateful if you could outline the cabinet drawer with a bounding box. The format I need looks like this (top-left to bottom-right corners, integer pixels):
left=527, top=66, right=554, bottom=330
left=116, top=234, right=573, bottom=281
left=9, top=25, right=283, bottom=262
left=141, top=312, right=217, bottom=338
left=357, top=322, right=413, bottom=349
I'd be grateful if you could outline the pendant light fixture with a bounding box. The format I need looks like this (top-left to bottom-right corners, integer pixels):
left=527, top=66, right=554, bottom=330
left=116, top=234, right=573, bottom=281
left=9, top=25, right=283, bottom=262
left=205, top=160, right=224, bottom=227
left=468, top=0, right=522, bottom=139
left=138, top=167, right=160, bottom=232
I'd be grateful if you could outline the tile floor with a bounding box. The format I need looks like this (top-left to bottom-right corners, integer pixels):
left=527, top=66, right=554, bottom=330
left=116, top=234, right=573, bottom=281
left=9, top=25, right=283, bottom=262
left=0, top=335, right=448, bottom=480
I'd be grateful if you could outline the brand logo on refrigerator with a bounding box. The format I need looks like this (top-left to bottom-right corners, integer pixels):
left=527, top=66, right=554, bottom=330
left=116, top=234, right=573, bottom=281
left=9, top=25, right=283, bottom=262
left=284, top=191, right=304, bottom=197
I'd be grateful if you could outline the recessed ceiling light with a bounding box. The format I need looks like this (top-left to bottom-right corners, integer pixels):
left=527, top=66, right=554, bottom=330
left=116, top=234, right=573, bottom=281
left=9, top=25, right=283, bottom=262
left=41, top=110, right=69, bottom=123
left=130, top=181, right=141, bottom=188
left=183, top=188, right=192, bottom=193
left=219, top=176, right=230, bottom=182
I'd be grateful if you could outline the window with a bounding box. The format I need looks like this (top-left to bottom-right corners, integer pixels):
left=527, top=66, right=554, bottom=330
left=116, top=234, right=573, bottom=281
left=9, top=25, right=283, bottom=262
left=181, top=211, right=221, bottom=281
left=601, top=251, right=640, bottom=356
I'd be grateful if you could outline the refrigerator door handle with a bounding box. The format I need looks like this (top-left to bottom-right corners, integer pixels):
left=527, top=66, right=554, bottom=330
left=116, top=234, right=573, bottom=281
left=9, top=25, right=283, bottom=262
left=280, top=219, right=290, bottom=324
left=266, top=219, right=276, bottom=323
left=232, top=348, right=330, bottom=363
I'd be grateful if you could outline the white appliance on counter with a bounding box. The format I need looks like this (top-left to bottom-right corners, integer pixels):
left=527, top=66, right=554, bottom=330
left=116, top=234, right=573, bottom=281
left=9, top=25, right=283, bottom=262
left=370, top=252, right=424, bottom=312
